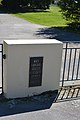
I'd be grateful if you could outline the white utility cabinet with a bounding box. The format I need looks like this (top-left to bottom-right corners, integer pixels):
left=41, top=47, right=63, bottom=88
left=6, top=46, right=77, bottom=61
left=3, top=39, right=63, bottom=98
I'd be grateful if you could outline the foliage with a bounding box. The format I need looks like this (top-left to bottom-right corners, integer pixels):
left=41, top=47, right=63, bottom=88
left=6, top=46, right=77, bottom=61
left=1, top=0, right=20, bottom=8
left=1, top=0, right=52, bottom=10
left=58, top=0, right=80, bottom=27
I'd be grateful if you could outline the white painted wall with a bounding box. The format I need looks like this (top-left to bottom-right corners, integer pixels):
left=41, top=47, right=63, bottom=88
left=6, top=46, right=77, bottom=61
left=3, top=39, right=63, bottom=98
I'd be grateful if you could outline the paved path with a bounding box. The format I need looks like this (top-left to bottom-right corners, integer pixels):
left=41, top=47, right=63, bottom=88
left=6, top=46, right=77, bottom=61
left=0, top=13, right=45, bottom=43
left=0, top=13, right=80, bottom=43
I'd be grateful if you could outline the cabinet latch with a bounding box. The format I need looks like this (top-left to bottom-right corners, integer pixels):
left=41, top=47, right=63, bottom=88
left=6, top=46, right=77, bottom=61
left=3, top=54, right=6, bottom=59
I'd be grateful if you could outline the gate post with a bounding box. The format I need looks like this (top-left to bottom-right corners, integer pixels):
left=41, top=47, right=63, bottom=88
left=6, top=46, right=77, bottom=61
left=62, top=43, right=68, bottom=87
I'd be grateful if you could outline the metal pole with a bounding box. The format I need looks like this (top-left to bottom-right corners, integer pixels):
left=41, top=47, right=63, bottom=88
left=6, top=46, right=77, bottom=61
left=2, top=44, right=3, bottom=94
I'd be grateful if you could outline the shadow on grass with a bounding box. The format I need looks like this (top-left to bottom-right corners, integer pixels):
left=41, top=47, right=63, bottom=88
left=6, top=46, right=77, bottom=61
left=36, top=26, right=80, bottom=42
left=0, top=90, right=58, bottom=117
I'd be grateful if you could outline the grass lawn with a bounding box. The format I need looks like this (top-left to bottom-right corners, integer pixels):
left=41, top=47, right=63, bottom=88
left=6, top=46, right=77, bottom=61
left=14, top=6, right=68, bottom=27
left=0, top=0, right=2, bottom=4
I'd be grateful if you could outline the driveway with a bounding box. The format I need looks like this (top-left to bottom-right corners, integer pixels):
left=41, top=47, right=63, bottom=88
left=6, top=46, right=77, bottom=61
left=0, top=13, right=80, bottom=43
left=0, top=13, right=45, bottom=43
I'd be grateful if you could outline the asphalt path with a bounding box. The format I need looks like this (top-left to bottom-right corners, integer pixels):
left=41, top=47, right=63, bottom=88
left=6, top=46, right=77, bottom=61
left=0, top=13, right=80, bottom=43
left=0, top=13, right=80, bottom=120
left=0, top=13, right=45, bottom=43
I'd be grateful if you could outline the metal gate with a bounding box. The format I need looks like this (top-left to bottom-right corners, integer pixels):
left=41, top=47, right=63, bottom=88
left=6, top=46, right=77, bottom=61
left=61, top=42, right=80, bottom=87
left=0, top=44, right=3, bottom=95
left=56, top=42, right=80, bottom=102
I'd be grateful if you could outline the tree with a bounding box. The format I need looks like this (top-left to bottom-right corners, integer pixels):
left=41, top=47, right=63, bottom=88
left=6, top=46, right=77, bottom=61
left=1, top=0, right=52, bottom=10
left=1, top=0, right=20, bottom=8
left=58, top=0, right=80, bottom=28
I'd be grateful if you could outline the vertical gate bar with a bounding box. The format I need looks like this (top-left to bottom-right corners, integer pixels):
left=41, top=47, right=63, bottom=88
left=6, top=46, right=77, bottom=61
left=76, top=50, right=80, bottom=80
left=62, top=43, right=68, bottom=87
left=71, top=49, right=77, bottom=80
left=2, top=44, right=3, bottom=94
left=67, top=48, right=72, bottom=81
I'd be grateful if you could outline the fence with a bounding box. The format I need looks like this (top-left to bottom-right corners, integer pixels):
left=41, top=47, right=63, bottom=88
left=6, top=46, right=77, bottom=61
left=0, top=44, right=3, bottom=94
left=55, top=42, right=80, bottom=102
left=60, top=42, right=80, bottom=87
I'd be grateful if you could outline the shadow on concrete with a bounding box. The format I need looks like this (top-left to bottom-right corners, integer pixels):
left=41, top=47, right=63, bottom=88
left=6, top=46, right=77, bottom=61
left=0, top=90, right=57, bottom=117
left=36, top=27, right=80, bottom=42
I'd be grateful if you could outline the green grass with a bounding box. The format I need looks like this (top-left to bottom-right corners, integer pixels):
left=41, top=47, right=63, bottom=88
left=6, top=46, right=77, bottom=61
left=14, top=6, right=68, bottom=27
left=0, top=0, right=2, bottom=3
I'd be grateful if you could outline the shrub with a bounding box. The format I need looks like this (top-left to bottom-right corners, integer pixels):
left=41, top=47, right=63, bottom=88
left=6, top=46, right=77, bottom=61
left=58, top=0, right=80, bottom=28
left=1, top=0, right=52, bottom=10
left=1, top=0, right=20, bottom=8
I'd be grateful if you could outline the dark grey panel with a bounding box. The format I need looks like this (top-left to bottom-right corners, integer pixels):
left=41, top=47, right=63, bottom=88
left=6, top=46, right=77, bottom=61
left=29, top=57, right=43, bottom=87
